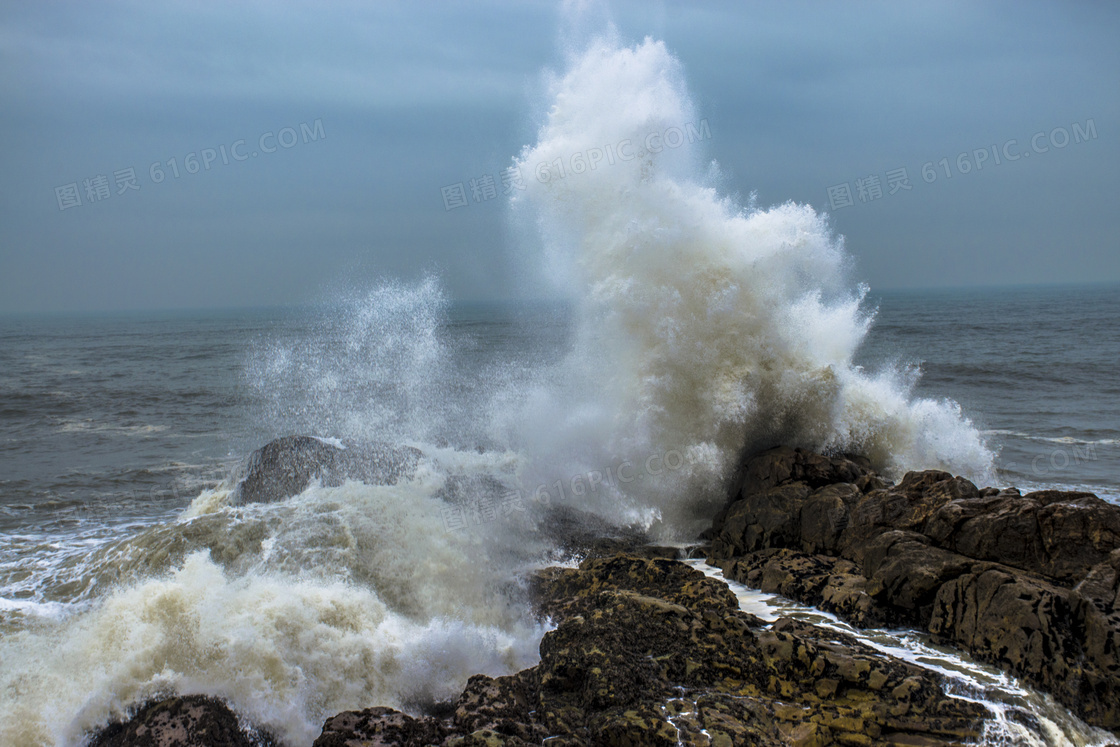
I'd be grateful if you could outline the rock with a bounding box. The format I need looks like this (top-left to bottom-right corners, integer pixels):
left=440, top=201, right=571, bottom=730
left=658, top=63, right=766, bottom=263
left=722, top=548, right=890, bottom=627
left=728, top=446, right=877, bottom=500
left=235, top=435, right=422, bottom=504
left=800, top=483, right=857, bottom=554
left=314, top=706, right=450, bottom=746
left=706, top=446, right=1120, bottom=733
left=452, top=674, right=547, bottom=744
left=924, top=489, right=1120, bottom=583
left=528, top=504, right=658, bottom=561
left=315, top=553, right=986, bottom=745
left=1077, top=547, right=1120, bottom=613
left=531, top=554, right=742, bottom=621
left=88, top=695, right=275, bottom=747
left=858, top=531, right=973, bottom=624
left=710, top=483, right=812, bottom=557
left=929, top=567, right=1078, bottom=680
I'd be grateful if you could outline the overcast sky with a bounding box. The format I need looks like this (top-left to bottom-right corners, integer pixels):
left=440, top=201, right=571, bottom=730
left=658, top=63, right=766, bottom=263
left=1, top=0, right=1117, bottom=313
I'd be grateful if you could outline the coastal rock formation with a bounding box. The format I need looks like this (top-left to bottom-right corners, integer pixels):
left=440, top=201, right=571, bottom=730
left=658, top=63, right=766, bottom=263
left=87, top=443, right=1120, bottom=744
left=313, top=554, right=986, bottom=746
left=708, top=446, right=1120, bottom=732
left=88, top=694, right=276, bottom=747
left=235, top=435, right=423, bottom=503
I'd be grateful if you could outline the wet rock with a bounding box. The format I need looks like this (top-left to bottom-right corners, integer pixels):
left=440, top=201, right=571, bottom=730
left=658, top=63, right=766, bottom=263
left=930, top=567, right=1078, bottom=682
left=706, top=445, right=1120, bottom=733
left=88, top=695, right=275, bottom=747
left=923, top=488, right=1120, bottom=583
left=235, top=435, right=422, bottom=504
left=721, top=548, right=890, bottom=627
left=858, top=532, right=973, bottom=625
left=315, top=553, right=985, bottom=746
left=531, top=553, right=742, bottom=621
left=529, top=504, right=656, bottom=561
left=452, top=674, right=547, bottom=744
left=314, top=706, right=450, bottom=746
left=727, top=445, right=877, bottom=500
left=711, top=483, right=812, bottom=556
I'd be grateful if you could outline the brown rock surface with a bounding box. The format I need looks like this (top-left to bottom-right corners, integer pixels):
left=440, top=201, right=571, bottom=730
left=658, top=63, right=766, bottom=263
left=88, top=695, right=276, bottom=747
left=707, top=446, right=1120, bottom=732
left=313, top=554, right=985, bottom=746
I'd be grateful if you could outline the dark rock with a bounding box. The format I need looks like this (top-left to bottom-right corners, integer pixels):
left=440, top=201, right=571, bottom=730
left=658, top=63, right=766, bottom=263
left=706, top=445, right=1120, bottom=733
left=529, top=504, right=654, bottom=561
left=1077, top=547, right=1120, bottom=614
left=531, top=553, right=742, bottom=622
left=923, top=488, right=1120, bottom=584
left=722, top=548, right=890, bottom=627
left=88, top=695, right=275, bottom=747
left=729, top=446, right=876, bottom=501
left=837, top=473, right=977, bottom=556
left=314, top=553, right=986, bottom=746
left=800, top=483, right=856, bottom=554
left=314, top=706, right=449, bottom=746
left=235, top=435, right=422, bottom=504
left=711, top=483, right=812, bottom=557
left=858, top=531, right=973, bottom=624
left=930, top=567, right=1079, bottom=679
left=452, top=674, right=546, bottom=744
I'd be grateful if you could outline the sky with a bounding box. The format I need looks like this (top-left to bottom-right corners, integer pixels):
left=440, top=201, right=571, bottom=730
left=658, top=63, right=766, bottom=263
left=1, top=0, right=1117, bottom=313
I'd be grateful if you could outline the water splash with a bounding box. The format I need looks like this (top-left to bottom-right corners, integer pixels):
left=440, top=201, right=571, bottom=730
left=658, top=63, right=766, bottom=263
left=507, top=34, right=995, bottom=535
left=246, top=275, right=449, bottom=446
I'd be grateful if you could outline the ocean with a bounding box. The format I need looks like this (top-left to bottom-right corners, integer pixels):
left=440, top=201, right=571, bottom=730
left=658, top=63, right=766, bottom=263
left=1, top=284, right=1117, bottom=745
left=2, top=33, right=1118, bottom=747
left=2, top=285, right=1117, bottom=540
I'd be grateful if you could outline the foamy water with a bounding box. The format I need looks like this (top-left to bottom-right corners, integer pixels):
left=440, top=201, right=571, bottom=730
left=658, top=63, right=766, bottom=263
left=0, top=469, right=546, bottom=746
left=506, top=33, right=994, bottom=536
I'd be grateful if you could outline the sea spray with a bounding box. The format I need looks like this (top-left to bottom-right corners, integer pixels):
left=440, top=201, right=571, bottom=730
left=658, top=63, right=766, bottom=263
left=0, top=277, right=548, bottom=745
left=246, top=276, right=452, bottom=447
left=506, top=34, right=996, bottom=535
left=0, top=475, right=544, bottom=746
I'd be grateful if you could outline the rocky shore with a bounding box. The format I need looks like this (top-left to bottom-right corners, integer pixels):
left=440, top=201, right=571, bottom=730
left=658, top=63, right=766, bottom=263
left=88, top=440, right=1120, bottom=746
left=706, top=447, right=1120, bottom=733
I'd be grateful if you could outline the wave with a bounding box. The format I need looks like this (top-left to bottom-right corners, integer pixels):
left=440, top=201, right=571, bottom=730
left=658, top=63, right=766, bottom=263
left=55, top=420, right=169, bottom=437
left=984, top=429, right=1120, bottom=446
left=0, top=468, right=545, bottom=746
left=0, top=30, right=1002, bottom=747
left=503, top=33, right=995, bottom=535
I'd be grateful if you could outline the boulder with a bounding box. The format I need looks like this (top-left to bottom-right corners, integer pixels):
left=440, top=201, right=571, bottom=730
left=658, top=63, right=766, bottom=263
left=88, top=695, right=275, bottom=747
left=728, top=446, right=877, bottom=500
left=721, top=548, right=890, bottom=627
left=314, top=706, right=449, bottom=747
left=925, top=489, right=1120, bottom=584
left=235, top=435, right=422, bottom=504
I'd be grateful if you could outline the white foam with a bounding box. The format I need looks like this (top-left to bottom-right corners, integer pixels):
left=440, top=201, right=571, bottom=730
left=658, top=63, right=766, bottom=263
left=0, top=476, right=546, bottom=746
left=246, top=276, right=449, bottom=446
left=506, top=35, right=995, bottom=535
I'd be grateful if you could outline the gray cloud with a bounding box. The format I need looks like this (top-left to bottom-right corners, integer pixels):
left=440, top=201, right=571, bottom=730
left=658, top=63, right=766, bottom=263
left=1, top=0, right=1117, bottom=312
